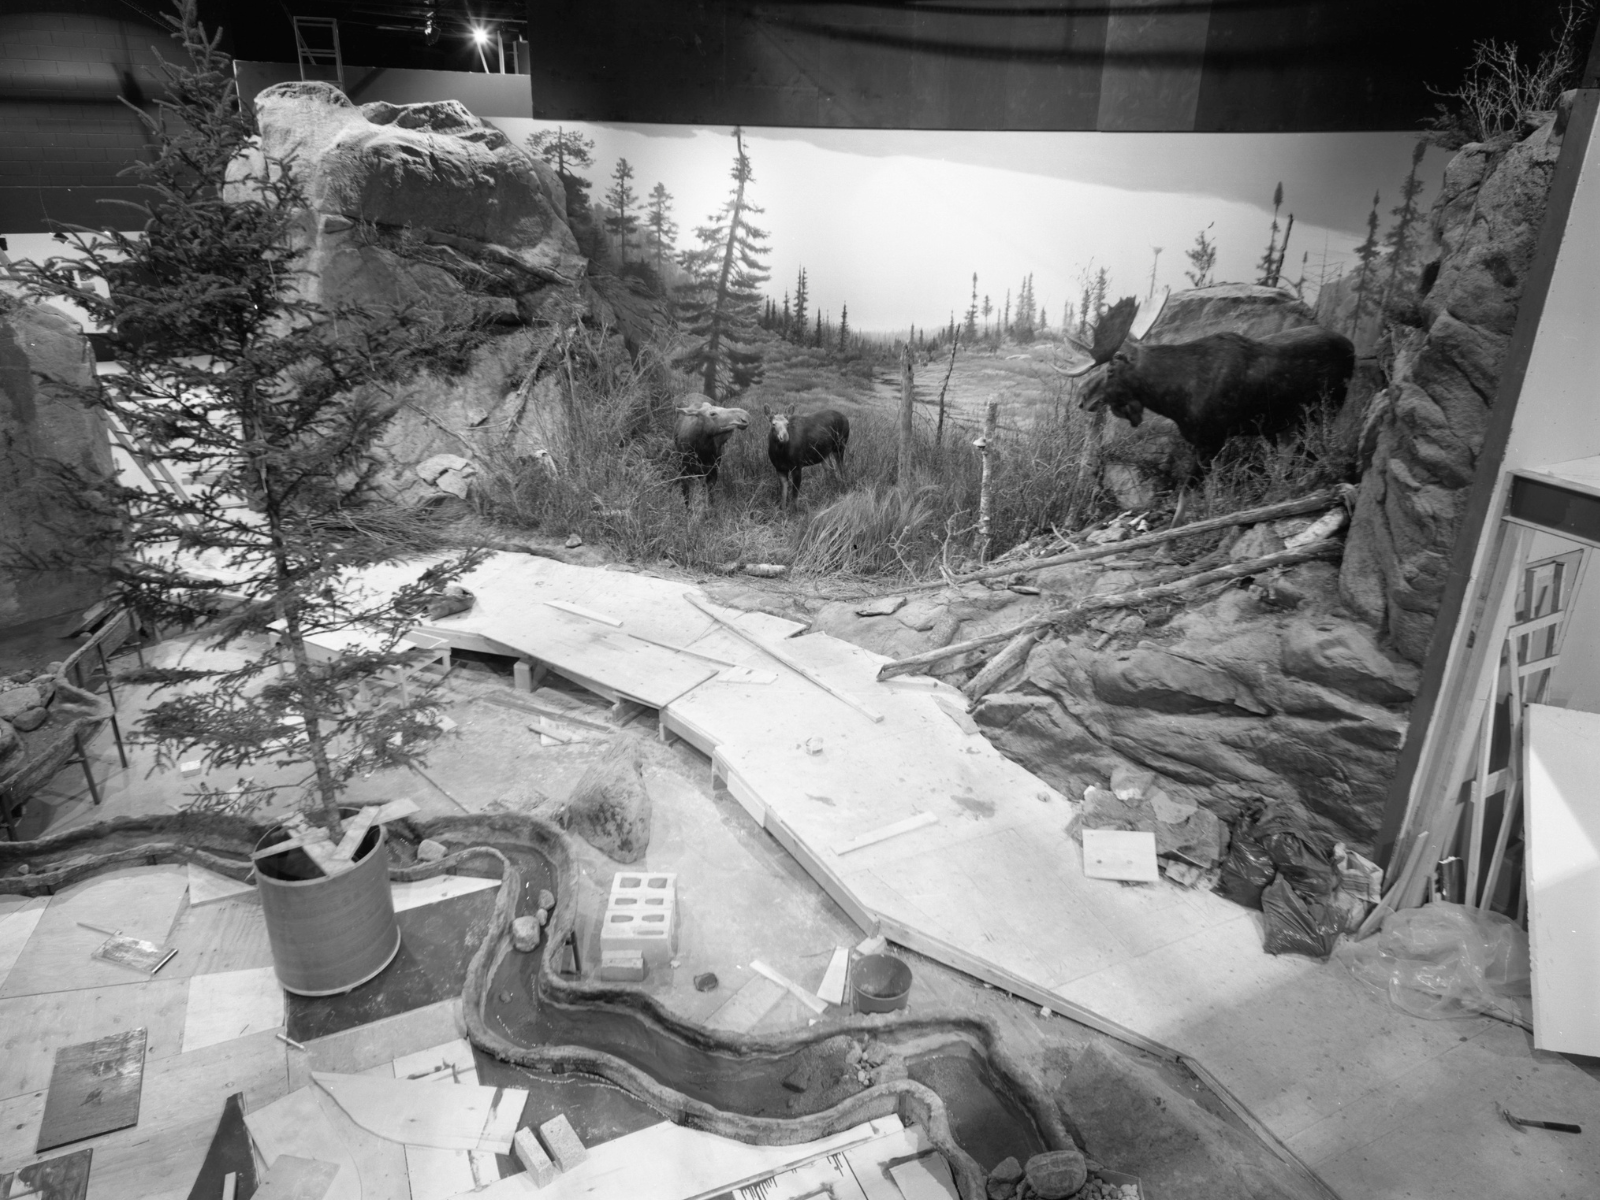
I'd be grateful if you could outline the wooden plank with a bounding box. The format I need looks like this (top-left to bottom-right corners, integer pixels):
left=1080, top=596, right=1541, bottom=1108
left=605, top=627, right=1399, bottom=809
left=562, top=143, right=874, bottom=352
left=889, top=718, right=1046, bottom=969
left=1081, top=829, right=1160, bottom=883
left=833, top=813, right=939, bottom=857
left=703, top=975, right=788, bottom=1034
left=686, top=595, right=884, bottom=723
left=254, top=1156, right=339, bottom=1200
left=817, top=947, right=850, bottom=1006
left=312, top=1072, right=526, bottom=1154
left=185, top=864, right=255, bottom=909
left=749, top=961, right=829, bottom=1015
left=761, top=811, right=880, bottom=937
left=842, top=1128, right=933, bottom=1200
left=331, top=808, right=379, bottom=863
left=183, top=1093, right=256, bottom=1200
left=1524, top=703, right=1600, bottom=1053
left=888, top=1155, right=960, bottom=1200
left=161, top=896, right=274, bottom=981
left=37, top=1029, right=147, bottom=1153
left=0, top=1149, right=92, bottom=1200
left=0, top=897, right=49, bottom=994
left=181, top=967, right=285, bottom=1054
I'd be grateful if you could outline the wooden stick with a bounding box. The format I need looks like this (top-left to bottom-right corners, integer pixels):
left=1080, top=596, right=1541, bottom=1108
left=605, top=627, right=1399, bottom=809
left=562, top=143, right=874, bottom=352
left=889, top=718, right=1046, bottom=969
left=879, top=539, right=1344, bottom=680
left=750, top=959, right=829, bottom=1015
left=545, top=599, right=622, bottom=627
left=626, top=631, right=739, bottom=668
left=897, top=488, right=1344, bottom=593
left=962, top=626, right=1042, bottom=699
left=686, top=595, right=885, bottom=723
left=975, top=401, right=998, bottom=561
left=833, top=812, right=938, bottom=856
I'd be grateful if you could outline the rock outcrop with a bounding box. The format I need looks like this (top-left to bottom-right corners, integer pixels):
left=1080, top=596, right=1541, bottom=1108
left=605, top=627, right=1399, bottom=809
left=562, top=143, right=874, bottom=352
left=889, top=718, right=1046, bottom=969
left=1339, top=111, right=1567, bottom=662
left=0, top=296, right=114, bottom=625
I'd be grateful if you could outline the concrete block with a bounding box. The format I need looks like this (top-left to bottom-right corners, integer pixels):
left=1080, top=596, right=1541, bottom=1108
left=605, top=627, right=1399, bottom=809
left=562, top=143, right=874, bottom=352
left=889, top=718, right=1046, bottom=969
left=596, top=949, right=646, bottom=982
left=513, top=660, right=533, bottom=692
left=514, top=1125, right=558, bottom=1186
left=537, top=1113, right=587, bottom=1172
left=598, top=909, right=674, bottom=965
left=180, top=760, right=202, bottom=778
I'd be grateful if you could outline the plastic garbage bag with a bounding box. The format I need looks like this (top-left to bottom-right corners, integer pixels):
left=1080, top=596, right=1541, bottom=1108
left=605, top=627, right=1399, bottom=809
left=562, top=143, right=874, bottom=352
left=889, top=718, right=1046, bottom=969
left=1342, top=901, right=1531, bottom=1025
left=1261, top=876, right=1343, bottom=959
left=1216, top=833, right=1276, bottom=909
left=1254, top=804, right=1338, bottom=898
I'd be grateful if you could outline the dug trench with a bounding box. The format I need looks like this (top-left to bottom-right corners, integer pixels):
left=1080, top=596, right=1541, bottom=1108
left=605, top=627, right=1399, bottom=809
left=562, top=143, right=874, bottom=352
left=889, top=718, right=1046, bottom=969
left=0, top=811, right=1329, bottom=1200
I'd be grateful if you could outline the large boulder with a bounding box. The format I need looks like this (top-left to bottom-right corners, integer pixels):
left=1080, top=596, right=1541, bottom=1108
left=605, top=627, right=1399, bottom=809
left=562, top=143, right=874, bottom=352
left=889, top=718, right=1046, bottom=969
left=974, top=574, right=1416, bottom=848
left=1339, top=111, right=1567, bottom=662
left=0, top=296, right=115, bottom=626
left=562, top=736, right=653, bottom=863
left=244, top=82, right=584, bottom=306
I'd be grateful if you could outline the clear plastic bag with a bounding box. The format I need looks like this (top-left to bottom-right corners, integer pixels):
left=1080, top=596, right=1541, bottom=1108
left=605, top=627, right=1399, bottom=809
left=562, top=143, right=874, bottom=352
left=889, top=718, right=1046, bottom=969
left=1342, top=901, right=1531, bottom=1026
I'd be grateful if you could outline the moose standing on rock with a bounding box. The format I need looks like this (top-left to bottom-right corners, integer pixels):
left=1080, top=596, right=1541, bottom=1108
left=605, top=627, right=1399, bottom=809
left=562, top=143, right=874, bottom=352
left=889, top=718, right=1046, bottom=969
left=673, top=398, right=751, bottom=504
left=1065, top=289, right=1355, bottom=471
left=765, top=407, right=850, bottom=507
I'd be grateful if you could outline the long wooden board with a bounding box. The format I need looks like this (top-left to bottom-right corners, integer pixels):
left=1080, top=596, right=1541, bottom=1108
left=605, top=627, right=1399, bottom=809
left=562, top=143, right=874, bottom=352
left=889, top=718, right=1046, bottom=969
left=1524, top=703, right=1600, bottom=1053
left=312, top=1072, right=525, bottom=1154
left=37, top=1030, right=147, bottom=1153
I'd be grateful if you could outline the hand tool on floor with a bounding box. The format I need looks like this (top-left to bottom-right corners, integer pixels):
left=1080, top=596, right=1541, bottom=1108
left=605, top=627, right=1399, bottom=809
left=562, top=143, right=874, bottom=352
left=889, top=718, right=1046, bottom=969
left=1497, top=1102, right=1582, bottom=1134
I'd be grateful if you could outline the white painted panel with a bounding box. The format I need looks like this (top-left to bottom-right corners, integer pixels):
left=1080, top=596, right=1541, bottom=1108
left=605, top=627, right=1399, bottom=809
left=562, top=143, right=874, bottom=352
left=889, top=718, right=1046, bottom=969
left=1524, top=703, right=1600, bottom=1053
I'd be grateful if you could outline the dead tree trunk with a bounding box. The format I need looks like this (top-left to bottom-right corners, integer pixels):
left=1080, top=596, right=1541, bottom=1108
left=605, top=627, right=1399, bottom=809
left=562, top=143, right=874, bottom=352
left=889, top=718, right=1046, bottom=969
left=898, top=341, right=915, bottom=487
left=934, top=334, right=958, bottom=448
left=976, top=400, right=998, bottom=561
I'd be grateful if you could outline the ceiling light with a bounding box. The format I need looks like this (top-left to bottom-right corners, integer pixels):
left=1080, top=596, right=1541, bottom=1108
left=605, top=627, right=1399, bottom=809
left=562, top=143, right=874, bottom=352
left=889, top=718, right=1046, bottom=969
left=471, top=26, right=489, bottom=46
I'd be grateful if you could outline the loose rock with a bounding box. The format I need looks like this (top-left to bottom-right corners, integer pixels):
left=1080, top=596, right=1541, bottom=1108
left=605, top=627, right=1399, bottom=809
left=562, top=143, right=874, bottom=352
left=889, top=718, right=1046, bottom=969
left=562, top=736, right=652, bottom=862
left=1024, top=1149, right=1088, bottom=1200
left=538, top=888, right=555, bottom=910
left=415, top=838, right=448, bottom=862
left=0, top=686, right=43, bottom=723
left=10, top=707, right=47, bottom=733
left=987, top=1155, right=1024, bottom=1200
left=511, top=915, right=542, bottom=952
left=534, top=907, right=549, bottom=927
left=694, top=972, right=719, bottom=992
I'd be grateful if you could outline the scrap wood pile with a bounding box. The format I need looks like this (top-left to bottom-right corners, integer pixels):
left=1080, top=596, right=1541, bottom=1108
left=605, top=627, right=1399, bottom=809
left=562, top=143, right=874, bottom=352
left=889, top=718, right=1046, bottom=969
left=878, top=487, right=1355, bottom=687
left=252, top=797, right=418, bottom=877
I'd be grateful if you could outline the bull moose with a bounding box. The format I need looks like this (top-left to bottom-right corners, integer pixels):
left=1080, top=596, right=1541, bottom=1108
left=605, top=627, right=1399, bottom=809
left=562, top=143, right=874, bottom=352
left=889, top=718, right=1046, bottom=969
left=765, top=407, right=850, bottom=507
left=673, top=398, right=751, bottom=503
left=1065, top=289, right=1355, bottom=470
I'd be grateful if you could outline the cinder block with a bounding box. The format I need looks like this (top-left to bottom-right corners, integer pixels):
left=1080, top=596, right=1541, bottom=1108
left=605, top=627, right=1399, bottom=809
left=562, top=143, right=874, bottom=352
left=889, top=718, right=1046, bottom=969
left=609, top=871, right=677, bottom=905
left=598, top=909, right=674, bottom=965
left=179, top=760, right=202, bottom=778
left=537, top=1113, right=587, bottom=1172
left=513, top=1126, right=558, bottom=1186
left=596, top=949, right=646, bottom=982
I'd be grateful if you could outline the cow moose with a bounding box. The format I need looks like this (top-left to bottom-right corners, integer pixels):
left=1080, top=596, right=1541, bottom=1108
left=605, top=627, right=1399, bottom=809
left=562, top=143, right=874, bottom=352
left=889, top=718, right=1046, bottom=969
left=1065, top=289, right=1355, bottom=472
left=765, top=407, right=850, bottom=507
left=673, top=398, right=751, bottom=503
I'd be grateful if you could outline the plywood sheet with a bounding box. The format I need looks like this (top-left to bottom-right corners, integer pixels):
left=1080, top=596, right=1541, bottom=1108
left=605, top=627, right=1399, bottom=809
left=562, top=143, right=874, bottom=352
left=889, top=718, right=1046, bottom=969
left=888, top=1155, right=960, bottom=1200
left=389, top=1039, right=477, bottom=1084
left=182, top=967, right=285, bottom=1053
left=702, top=975, right=787, bottom=1034
left=0, top=1149, right=92, bottom=1200
left=389, top=876, right=499, bottom=914
left=287, top=1000, right=465, bottom=1092
left=1525, top=703, right=1600, bottom=1054
left=255, top=1156, right=340, bottom=1200
left=186, top=864, right=256, bottom=909
left=2, top=868, right=189, bottom=998
left=395, top=1041, right=496, bottom=1200
left=0, top=897, right=49, bottom=994
left=243, top=1088, right=359, bottom=1200
left=312, top=1072, right=524, bottom=1154
left=841, top=1127, right=933, bottom=1200
left=0, top=979, right=187, bottom=1102
left=162, top=897, right=274, bottom=981
left=37, top=1029, right=147, bottom=1153
left=461, top=1116, right=900, bottom=1200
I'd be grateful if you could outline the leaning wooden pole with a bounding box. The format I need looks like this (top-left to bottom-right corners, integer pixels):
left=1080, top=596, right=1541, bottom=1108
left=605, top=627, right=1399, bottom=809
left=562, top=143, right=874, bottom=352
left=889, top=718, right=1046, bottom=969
left=975, top=400, right=999, bottom=562
left=897, top=341, right=915, bottom=487
left=897, top=487, right=1345, bottom=593
left=934, top=332, right=958, bottom=448
left=877, top=539, right=1344, bottom=680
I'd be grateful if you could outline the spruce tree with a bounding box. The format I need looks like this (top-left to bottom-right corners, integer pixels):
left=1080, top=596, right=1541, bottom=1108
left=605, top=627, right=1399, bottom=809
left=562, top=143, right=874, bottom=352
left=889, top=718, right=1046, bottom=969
left=526, top=126, right=596, bottom=218
left=1256, top=182, right=1284, bottom=286
left=838, top=304, right=849, bottom=350
left=791, top=267, right=809, bottom=346
left=644, top=181, right=678, bottom=273
left=4, top=0, right=482, bottom=835
left=676, top=127, right=771, bottom=399
left=982, top=295, right=992, bottom=338
left=815, top=309, right=823, bottom=348
left=1381, top=141, right=1429, bottom=310
left=1185, top=223, right=1217, bottom=288
left=603, top=158, right=639, bottom=262
left=964, top=272, right=979, bottom=339
left=1351, top=191, right=1383, bottom=330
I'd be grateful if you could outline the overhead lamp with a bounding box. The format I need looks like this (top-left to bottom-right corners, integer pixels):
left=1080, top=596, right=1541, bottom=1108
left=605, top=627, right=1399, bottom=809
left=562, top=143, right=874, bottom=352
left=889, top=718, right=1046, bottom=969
left=471, top=26, right=489, bottom=46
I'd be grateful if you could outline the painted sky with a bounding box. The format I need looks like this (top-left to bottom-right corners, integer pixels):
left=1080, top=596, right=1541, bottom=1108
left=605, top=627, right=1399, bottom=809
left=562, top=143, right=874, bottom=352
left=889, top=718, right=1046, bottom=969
left=493, top=121, right=1444, bottom=335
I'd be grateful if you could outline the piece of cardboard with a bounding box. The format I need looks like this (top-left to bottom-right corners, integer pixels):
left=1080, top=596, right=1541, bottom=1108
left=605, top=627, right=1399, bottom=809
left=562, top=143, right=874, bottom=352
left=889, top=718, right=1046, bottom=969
left=1080, top=829, right=1160, bottom=883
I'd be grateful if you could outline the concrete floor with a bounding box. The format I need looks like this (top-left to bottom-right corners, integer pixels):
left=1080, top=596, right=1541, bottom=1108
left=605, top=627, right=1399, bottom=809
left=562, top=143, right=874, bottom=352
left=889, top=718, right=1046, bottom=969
left=0, top=628, right=1330, bottom=1198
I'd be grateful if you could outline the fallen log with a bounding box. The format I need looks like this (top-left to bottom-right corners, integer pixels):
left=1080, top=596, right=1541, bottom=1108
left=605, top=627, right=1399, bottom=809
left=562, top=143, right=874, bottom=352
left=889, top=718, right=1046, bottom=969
left=898, top=487, right=1344, bottom=594
left=961, top=627, right=1043, bottom=699
left=877, top=539, right=1344, bottom=680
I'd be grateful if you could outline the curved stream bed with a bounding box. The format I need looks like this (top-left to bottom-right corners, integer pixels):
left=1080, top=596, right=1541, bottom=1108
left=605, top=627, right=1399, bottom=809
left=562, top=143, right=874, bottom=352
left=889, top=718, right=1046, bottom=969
left=0, top=813, right=1080, bottom=1200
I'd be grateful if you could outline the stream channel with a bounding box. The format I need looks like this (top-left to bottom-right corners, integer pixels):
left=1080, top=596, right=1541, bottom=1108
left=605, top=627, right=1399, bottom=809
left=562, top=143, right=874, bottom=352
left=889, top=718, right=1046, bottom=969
left=477, top=847, right=1048, bottom=1175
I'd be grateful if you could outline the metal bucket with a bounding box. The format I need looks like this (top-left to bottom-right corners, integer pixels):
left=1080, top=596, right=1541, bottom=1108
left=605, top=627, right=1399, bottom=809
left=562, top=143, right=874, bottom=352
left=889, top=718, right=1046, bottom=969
left=851, top=953, right=913, bottom=1013
left=254, top=813, right=401, bottom=997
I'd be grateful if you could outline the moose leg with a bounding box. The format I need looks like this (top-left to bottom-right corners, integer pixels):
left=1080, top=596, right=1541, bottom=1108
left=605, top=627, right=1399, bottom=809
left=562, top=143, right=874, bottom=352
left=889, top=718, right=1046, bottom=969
left=789, top=468, right=803, bottom=504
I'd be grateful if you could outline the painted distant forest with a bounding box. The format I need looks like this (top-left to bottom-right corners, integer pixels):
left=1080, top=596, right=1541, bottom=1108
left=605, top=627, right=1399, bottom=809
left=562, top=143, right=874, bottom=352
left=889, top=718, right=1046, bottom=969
left=501, top=120, right=1443, bottom=391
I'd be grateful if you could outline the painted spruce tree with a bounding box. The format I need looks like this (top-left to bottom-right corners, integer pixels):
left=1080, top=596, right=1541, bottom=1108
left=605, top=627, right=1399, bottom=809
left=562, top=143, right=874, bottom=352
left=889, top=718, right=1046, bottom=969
left=790, top=266, right=809, bottom=346
left=677, top=128, right=770, bottom=399
left=603, top=158, right=639, bottom=262
left=644, top=182, right=678, bottom=274
left=4, top=1, right=482, bottom=835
